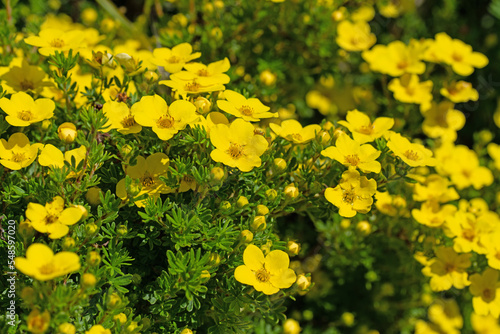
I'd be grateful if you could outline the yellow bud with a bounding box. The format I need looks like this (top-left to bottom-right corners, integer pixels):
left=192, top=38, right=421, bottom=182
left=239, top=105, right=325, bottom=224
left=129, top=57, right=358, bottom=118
left=296, top=274, right=311, bottom=290
left=318, top=130, right=331, bottom=144
left=333, top=128, right=345, bottom=139
left=81, top=7, right=98, bottom=25
left=356, top=221, right=372, bottom=235
left=221, top=201, right=232, bottom=211
left=273, top=158, right=287, bottom=172
left=126, top=321, right=139, bottom=333
left=256, top=204, right=269, bottom=216
left=81, top=273, right=97, bottom=289
left=21, top=286, right=36, bottom=303
left=200, top=270, right=211, bottom=281
left=117, top=225, right=128, bottom=236
left=114, top=313, right=127, bottom=324
left=211, top=166, right=225, bottom=182
left=284, top=183, right=299, bottom=199
left=265, top=189, right=278, bottom=201
left=85, top=187, right=102, bottom=206
left=209, top=253, right=221, bottom=266
left=479, top=129, right=493, bottom=144
left=144, top=70, right=159, bottom=83
left=88, top=251, right=101, bottom=266
left=58, top=322, right=76, bottom=334
left=322, top=121, right=334, bottom=131
left=240, top=229, right=253, bottom=243
left=62, top=236, right=76, bottom=250
left=283, top=319, right=301, bottom=334
left=260, top=240, right=272, bottom=254
left=340, top=219, right=351, bottom=229
left=107, top=292, right=121, bottom=309
left=331, top=8, right=346, bottom=21
left=194, top=96, right=212, bottom=114
left=251, top=215, right=266, bottom=231
left=210, top=27, right=223, bottom=40
left=287, top=241, right=300, bottom=256
left=58, top=122, right=77, bottom=143
left=86, top=222, right=99, bottom=235
left=237, top=196, right=249, bottom=208
left=203, top=3, right=214, bottom=12
left=341, top=312, right=355, bottom=327
left=259, top=69, right=277, bottom=86
left=100, top=18, right=116, bottom=33
left=181, top=329, right=193, bottom=334
left=235, top=66, right=245, bottom=76
left=243, top=74, right=252, bottom=82
left=41, top=119, right=52, bottom=131
left=214, top=0, right=224, bottom=8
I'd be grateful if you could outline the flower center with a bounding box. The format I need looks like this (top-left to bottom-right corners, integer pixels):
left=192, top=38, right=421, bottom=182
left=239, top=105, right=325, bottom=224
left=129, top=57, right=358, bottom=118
left=29, top=315, right=47, bottom=331
left=50, top=38, right=65, bottom=48
left=397, top=61, right=408, bottom=70
left=404, top=150, right=419, bottom=161
left=17, top=110, right=33, bottom=121
left=444, top=263, right=455, bottom=273
left=227, top=143, right=244, bottom=159
left=168, top=55, right=180, bottom=63
left=183, top=175, right=194, bottom=183
left=255, top=268, right=270, bottom=283
left=197, top=69, right=209, bottom=76
left=451, top=53, right=463, bottom=62
left=292, top=133, right=303, bottom=142
left=239, top=105, right=253, bottom=116
left=462, top=228, right=475, bottom=241
left=157, top=115, right=175, bottom=128
left=39, top=263, right=56, bottom=275
left=12, top=152, right=26, bottom=162
left=483, top=288, right=495, bottom=301
left=121, top=115, right=136, bottom=128
left=142, top=176, right=155, bottom=188
left=20, top=80, right=35, bottom=91
left=358, top=123, right=374, bottom=135
left=344, top=154, right=360, bottom=167
left=342, top=189, right=356, bottom=204
left=184, top=82, right=201, bottom=92
left=44, top=214, right=58, bottom=225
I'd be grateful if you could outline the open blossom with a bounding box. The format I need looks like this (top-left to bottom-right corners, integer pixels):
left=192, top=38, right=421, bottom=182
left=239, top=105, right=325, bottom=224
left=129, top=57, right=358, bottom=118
left=337, top=109, right=394, bottom=144
left=175, top=58, right=231, bottom=85
left=150, top=43, right=201, bottom=73
left=0, top=91, right=55, bottom=126
left=24, top=28, right=85, bottom=56
left=269, top=119, right=321, bottom=144
left=234, top=244, right=296, bottom=295
left=422, top=102, right=465, bottom=142
left=27, top=196, right=83, bottom=239
left=15, top=243, right=80, bottom=281
left=217, top=90, right=276, bottom=122
left=387, top=133, right=436, bottom=167
left=469, top=268, right=500, bottom=318
left=388, top=74, right=433, bottom=109
left=336, top=20, right=376, bottom=51
left=440, top=81, right=479, bottom=103
left=0, top=133, right=43, bottom=170
left=102, top=101, right=142, bottom=134
left=421, top=247, right=471, bottom=291
left=210, top=118, right=268, bottom=172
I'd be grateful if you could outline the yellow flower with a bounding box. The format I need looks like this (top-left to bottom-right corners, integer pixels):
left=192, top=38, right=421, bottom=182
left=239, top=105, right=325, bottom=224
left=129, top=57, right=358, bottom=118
left=174, top=58, right=231, bottom=85
left=269, top=120, right=321, bottom=144
left=488, top=143, right=500, bottom=171
left=26, top=196, right=83, bottom=239
left=325, top=169, right=377, bottom=218
left=440, top=81, right=479, bottom=103
left=217, top=90, right=276, bottom=121
left=133, top=95, right=198, bottom=141
left=387, top=133, right=436, bottom=167
left=38, top=144, right=87, bottom=177
left=412, top=200, right=457, bottom=228
left=27, top=309, right=51, bottom=333
left=58, top=322, right=76, bottom=334
left=150, top=43, right=201, bottom=73
left=24, top=28, right=85, bottom=56
left=469, top=268, right=500, bottom=318
left=445, top=211, right=495, bottom=254
left=116, top=153, right=172, bottom=207
left=283, top=319, right=302, bottom=334
left=374, top=191, right=407, bottom=217
left=321, top=134, right=381, bottom=173
left=336, top=20, right=376, bottom=52
left=210, top=118, right=268, bottom=172
left=413, top=174, right=459, bottom=203
left=427, top=300, right=463, bottom=334
left=234, top=244, right=296, bottom=295
left=424, top=32, right=488, bottom=76
left=15, top=243, right=80, bottom=281
left=178, top=174, right=197, bottom=192
left=421, top=247, right=471, bottom=291
left=422, top=102, right=465, bottom=142
left=471, top=312, right=500, bottom=333
left=362, top=40, right=426, bottom=76
left=388, top=74, right=433, bottom=109
left=0, top=92, right=54, bottom=126
left=0, top=58, right=53, bottom=94
left=485, top=232, right=500, bottom=271
left=85, top=325, right=112, bottom=334
left=337, top=109, right=394, bottom=144
left=102, top=100, right=141, bottom=134
left=0, top=133, right=43, bottom=170
left=159, top=76, right=225, bottom=98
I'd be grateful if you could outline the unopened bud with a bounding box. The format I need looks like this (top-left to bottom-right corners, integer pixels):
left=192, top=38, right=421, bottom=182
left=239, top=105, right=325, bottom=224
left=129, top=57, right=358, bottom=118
left=251, top=215, right=266, bottom=231
left=287, top=241, right=300, bottom=256
left=81, top=273, right=97, bottom=289
left=240, top=229, right=253, bottom=243
left=284, top=183, right=299, bottom=199
left=58, top=122, right=77, bottom=143
left=237, top=196, right=249, bottom=208
left=194, top=96, right=212, bottom=114
left=256, top=204, right=269, bottom=216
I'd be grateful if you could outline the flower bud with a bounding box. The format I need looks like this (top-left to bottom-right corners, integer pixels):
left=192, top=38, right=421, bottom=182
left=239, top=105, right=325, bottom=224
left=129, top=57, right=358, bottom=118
left=265, top=189, right=278, bottom=201
left=220, top=201, right=232, bottom=211
left=58, top=322, right=76, bottom=334
left=251, top=215, right=266, bottom=231
left=81, top=8, right=98, bottom=25
left=117, top=225, right=128, bottom=236
left=340, top=219, right=351, bottom=229
left=107, top=292, right=121, bottom=309
left=180, top=329, right=193, bottom=334
left=287, top=241, right=300, bottom=256
left=296, top=274, right=311, bottom=291
left=86, top=187, right=102, bottom=206
left=284, top=183, right=299, bottom=199
left=318, top=130, right=331, bottom=144
left=273, top=158, right=287, bottom=173
left=341, top=312, right=355, bottom=327
left=87, top=251, right=101, bottom=266
left=86, top=222, right=99, bottom=235
left=283, top=319, right=301, bottom=334
left=194, top=96, right=212, bottom=114
left=236, top=196, right=249, bottom=208
left=114, top=313, right=127, bottom=324
left=126, top=321, right=139, bottom=333
left=209, top=253, right=221, bottom=266
left=62, top=236, right=76, bottom=250
left=200, top=270, right=211, bottom=282
left=100, top=18, right=116, bottom=33
left=356, top=221, right=372, bottom=235
left=259, top=70, right=277, bottom=86
left=58, top=122, right=77, bottom=143
left=333, top=128, right=345, bottom=139
left=27, top=309, right=50, bottom=334
left=81, top=273, right=97, bottom=289
left=115, top=53, right=138, bottom=73
left=210, top=27, right=223, bottom=40
left=41, top=120, right=52, bottom=131
left=144, top=70, right=159, bottom=83
left=240, top=229, right=253, bottom=243
left=322, top=121, right=334, bottom=131
left=210, top=166, right=225, bottom=182
left=256, top=204, right=269, bottom=216
left=21, top=286, right=36, bottom=303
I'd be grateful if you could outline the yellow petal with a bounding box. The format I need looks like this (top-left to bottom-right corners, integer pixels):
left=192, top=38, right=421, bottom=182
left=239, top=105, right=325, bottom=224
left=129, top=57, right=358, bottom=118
left=243, top=245, right=265, bottom=271
left=265, top=250, right=290, bottom=273
left=234, top=265, right=257, bottom=286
